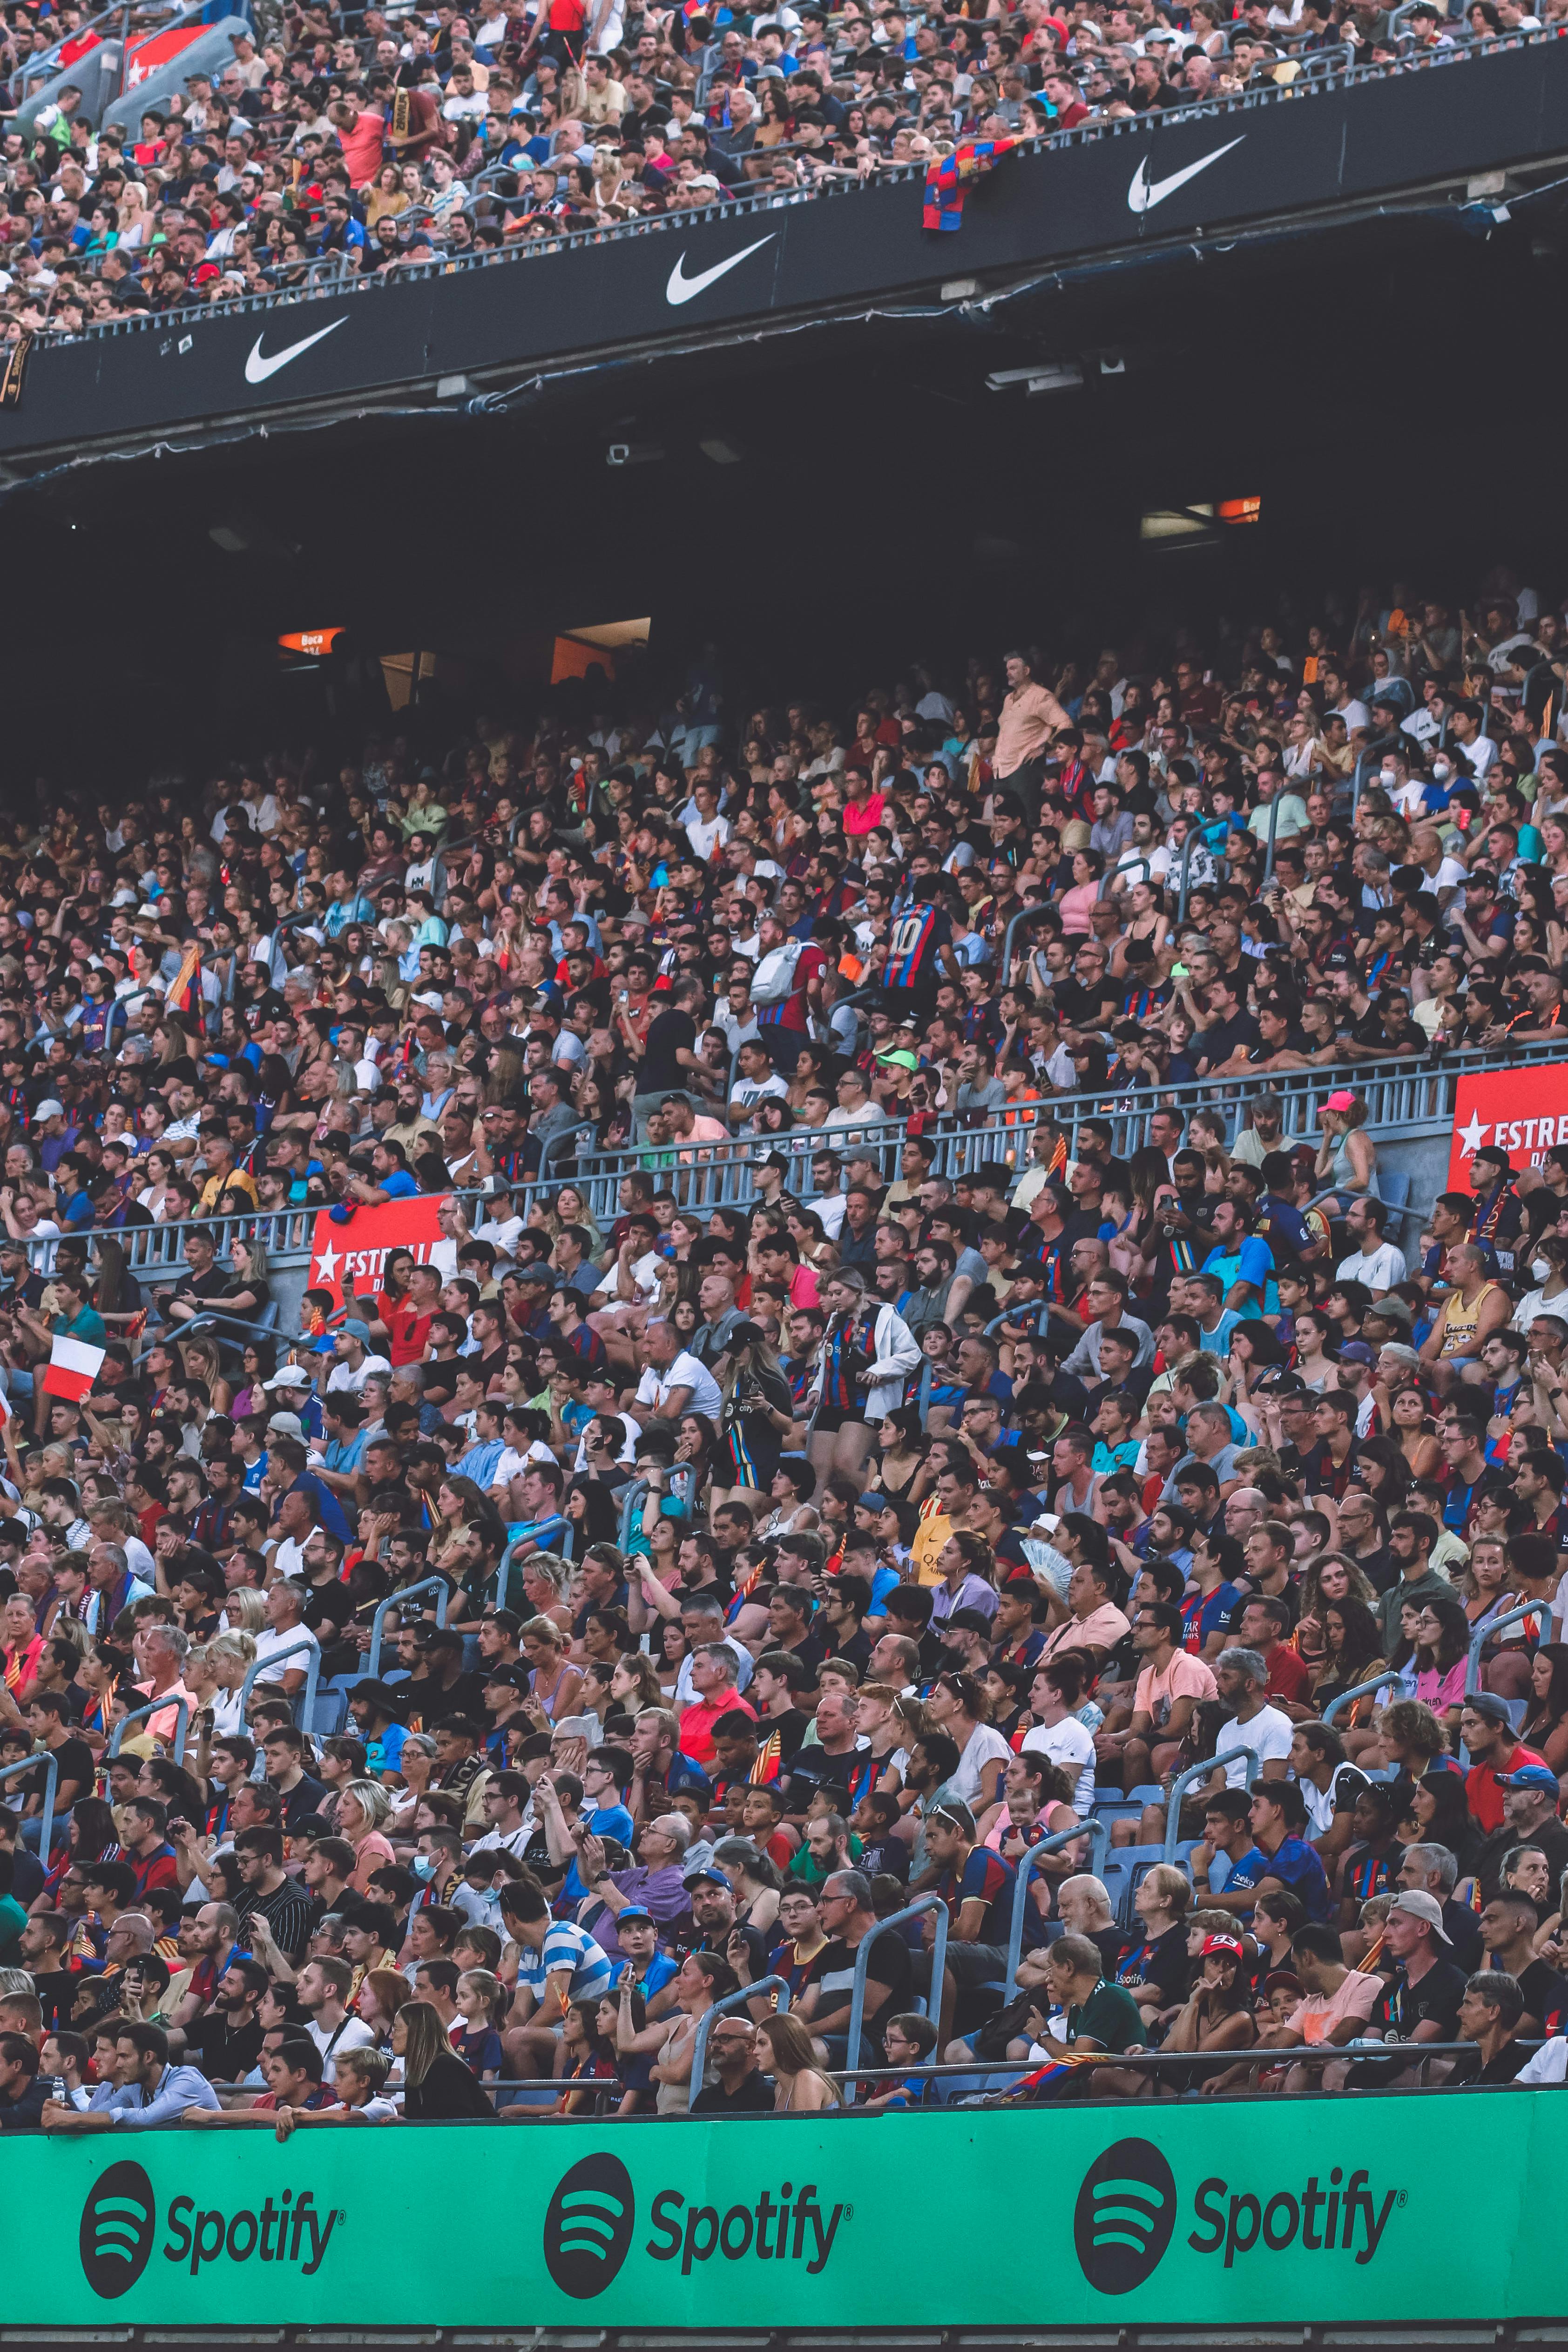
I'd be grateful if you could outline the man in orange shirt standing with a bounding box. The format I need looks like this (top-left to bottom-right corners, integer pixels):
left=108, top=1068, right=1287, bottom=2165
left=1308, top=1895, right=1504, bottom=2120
left=992, top=649, right=1070, bottom=812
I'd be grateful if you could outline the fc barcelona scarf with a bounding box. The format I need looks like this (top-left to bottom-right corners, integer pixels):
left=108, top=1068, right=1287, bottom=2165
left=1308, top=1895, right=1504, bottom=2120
left=922, top=136, right=1021, bottom=231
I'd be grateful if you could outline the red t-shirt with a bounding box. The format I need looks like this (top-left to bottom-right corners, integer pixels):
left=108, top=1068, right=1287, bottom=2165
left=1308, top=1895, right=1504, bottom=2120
left=1466, top=1740, right=1550, bottom=1835
left=678, top=1691, right=757, bottom=1769
left=1263, top=1642, right=1311, bottom=1710
left=379, top=1293, right=434, bottom=1367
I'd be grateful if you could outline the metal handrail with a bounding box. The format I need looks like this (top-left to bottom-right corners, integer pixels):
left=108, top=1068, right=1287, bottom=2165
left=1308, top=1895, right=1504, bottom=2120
left=1466, top=1600, right=1543, bottom=1696
left=237, top=1633, right=321, bottom=1724
left=107, top=1694, right=190, bottom=1765
left=838, top=1894, right=946, bottom=2106
left=1321, top=1670, right=1403, bottom=1727
left=1164, top=1745, right=1262, bottom=1863
left=0, top=1750, right=58, bottom=1870
left=1003, top=1817, right=1109, bottom=2001
left=366, top=1575, right=450, bottom=1680
left=689, top=1973, right=791, bottom=2096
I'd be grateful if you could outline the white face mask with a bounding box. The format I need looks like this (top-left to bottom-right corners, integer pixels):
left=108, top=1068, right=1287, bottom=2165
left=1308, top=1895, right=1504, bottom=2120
left=1433, top=758, right=1452, bottom=783
left=1533, top=1261, right=1552, bottom=1284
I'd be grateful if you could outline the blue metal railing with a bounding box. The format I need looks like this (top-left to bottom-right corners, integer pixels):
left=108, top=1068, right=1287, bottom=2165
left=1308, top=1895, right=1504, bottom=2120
left=0, top=1751, right=57, bottom=1869
left=238, top=1635, right=321, bottom=1726
left=1163, top=1746, right=1262, bottom=1864
left=366, top=1577, right=450, bottom=1681
left=1003, top=1818, right=1110, bottom=2002
left=107, top=1696, right=190, bottom=1766
left=842, top=1896, right=947, bottom=2107
left=689, top=1974, right=792, bottom=2097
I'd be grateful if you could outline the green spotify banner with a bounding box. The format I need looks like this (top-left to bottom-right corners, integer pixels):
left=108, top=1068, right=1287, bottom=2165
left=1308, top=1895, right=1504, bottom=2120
left=18, top=2097, right=1562, bottom=2329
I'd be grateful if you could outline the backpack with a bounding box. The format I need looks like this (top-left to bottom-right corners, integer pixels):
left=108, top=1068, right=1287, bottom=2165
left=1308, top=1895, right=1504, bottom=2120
left=750, top=939, right=804, bottom=1005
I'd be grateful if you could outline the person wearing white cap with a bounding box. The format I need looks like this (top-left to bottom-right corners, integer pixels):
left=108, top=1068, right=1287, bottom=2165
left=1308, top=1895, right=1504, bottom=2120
left=1345, top=1889, right=1467, bottom=2086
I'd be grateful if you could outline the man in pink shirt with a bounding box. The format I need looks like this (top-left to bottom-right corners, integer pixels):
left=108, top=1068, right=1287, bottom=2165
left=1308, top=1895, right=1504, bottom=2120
left=1095, top=1602, right=1216, bottom=1790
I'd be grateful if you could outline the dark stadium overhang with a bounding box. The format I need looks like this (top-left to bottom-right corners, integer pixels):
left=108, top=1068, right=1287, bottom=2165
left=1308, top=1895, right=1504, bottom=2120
left=3, top=34, right=1568, bottom=474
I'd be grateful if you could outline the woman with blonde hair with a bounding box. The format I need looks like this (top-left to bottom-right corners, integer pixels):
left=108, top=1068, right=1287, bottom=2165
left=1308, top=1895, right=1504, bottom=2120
left=338, top=1778, right=398, bottom=1892
left=177, top=1333, right=233, bottom=1417
left=521, top=1614, right=582, bottom=1725
left=223, top=1587, right=267, bottom=1636
left=186, top=1629, right=256, bottom=1740
left=755, top=2011, right=841, bottom=2111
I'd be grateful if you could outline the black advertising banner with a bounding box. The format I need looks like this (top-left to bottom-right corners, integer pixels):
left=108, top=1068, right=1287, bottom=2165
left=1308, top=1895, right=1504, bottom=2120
left=3, top=38, right=1566, bottom=462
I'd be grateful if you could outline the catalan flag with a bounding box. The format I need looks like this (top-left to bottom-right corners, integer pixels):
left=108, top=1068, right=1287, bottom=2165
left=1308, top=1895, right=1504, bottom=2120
left=923, top=137, right=1021, bottom=232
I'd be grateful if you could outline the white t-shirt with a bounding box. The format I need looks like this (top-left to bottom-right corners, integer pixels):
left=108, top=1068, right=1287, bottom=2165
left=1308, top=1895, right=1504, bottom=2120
left=1336, top=1243, right=1408, bottom=1291
left=307, top=2014, right=377, bottom=2083
left=634, top=1349, right=722, bottom=1421
left=250, top=1622, right=322, bottom=1687
left=1022, top=1715, right=1097, bottom=1813
left=1518, top=2035, right=1568, bottom=2083
left=946, top=1721, right=1014, bottom=1810
left=1215, top=1702, right=1293, bottom=1789
left=595, top=1250, right=662, bottom=1307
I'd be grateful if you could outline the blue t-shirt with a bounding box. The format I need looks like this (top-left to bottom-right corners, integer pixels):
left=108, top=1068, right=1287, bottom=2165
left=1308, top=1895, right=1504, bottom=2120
left=378, top=1170, right=419, bottom=1200
left=1255, top=1832, right=1331, bottom=1922
left=1201, top=1238, right=1279, bottom=1317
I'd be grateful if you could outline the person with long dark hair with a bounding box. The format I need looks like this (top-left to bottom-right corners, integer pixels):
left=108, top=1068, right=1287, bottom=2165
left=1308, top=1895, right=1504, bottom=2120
left=1521, top=1642, right=1568, bottom=1774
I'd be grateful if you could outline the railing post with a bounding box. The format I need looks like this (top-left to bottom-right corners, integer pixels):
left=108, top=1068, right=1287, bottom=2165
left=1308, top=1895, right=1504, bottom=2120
left=108, top=1696, right=190, bottom=1766
left=1163, top=1746, right=1261, bottom=1864
left=1004, top=1817, right=1109, bottom=2000
left=1466, top=1601, right=1542, bottom=1696
left=1321, top=1671, right=1402, bottom=1727
left=1176, top=826, right=1198, bottom=927
left=366, top=1576, right=450, bottom=1682
left=843, top=1895, right=946, bottom=2106
left=238, top=1635, right=321, bottom=1728
left=690, top=1973, right=791, bottom=2096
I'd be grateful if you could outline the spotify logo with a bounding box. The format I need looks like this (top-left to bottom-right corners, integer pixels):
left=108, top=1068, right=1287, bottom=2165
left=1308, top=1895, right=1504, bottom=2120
left=80, top=2160, right=157, bottom=2299
left=543, top=2154, right=636, bottom=2299
left=1074, top=2138, right=1177, bottom=2296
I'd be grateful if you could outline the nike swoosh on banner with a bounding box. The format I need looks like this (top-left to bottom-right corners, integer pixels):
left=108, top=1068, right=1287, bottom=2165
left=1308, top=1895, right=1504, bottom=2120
left=665, top=234, right=776, bottom=307
left=243, top=316, right=349, bottom=385
left=1127, top=135, right=1245, bottom=215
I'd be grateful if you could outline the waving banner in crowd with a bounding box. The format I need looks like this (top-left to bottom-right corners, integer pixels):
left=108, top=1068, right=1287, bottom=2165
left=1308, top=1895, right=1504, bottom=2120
left=1447, top=1068, right=1568, bottom=1188
left=305, top=1196, right=454, bottom=1312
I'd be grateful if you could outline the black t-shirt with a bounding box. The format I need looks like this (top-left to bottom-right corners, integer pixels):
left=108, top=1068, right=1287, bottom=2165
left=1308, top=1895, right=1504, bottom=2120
left=779, top=1736, right=863, bottom=1814
left=270, top=1771, right=328, bottom=1833
left=192, top=2013, right=265, bottom=2082
left=1115, top=1921, right=1190, bottom=2006
left=811, top=1930, right=914, bottom=2035
left=1513, top=1956, right=1568, bottom=2036
left=30, top=1972, right=77, bottom=2035
left=1054, top=976, right=1121, bottom=1033
left=640, top=1007, right=696, bottom=1094
left=1370, top=1956, right=1468, bottom=2044
left=692, top=2069, right=775, bottom=2113
left=1198, top=1011, right=1262, bottom=1069
left=403, top=2052, right=496, bottom=2119
left=33, top=1737, right=94, bottom=1805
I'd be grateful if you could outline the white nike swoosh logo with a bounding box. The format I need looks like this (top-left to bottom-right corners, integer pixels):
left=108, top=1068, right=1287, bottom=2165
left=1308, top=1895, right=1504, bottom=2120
left=665, top=234, right=775, bottom=307
left=243, top=316, right=348, bottom=385
left=1127, top=135, right=1245, bottom=215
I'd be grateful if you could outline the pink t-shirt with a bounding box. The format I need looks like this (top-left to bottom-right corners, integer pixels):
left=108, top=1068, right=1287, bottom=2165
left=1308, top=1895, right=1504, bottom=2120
left=1133, top=1650, right=1217, bottom=1730
left=1285, top=1968, right=1381, bottom=2045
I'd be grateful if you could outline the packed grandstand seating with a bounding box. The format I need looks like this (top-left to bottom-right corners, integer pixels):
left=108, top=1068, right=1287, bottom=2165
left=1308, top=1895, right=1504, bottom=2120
left=0, top=0, right=1550, bottom=338
left=0, top=559, right=1566, bottom=2132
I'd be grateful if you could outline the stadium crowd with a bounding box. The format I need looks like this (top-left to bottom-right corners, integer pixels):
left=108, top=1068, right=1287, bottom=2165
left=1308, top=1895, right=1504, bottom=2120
left=0, top=0, right=1527, bottom=336
left=0, top=562, right=1565, bottom=2126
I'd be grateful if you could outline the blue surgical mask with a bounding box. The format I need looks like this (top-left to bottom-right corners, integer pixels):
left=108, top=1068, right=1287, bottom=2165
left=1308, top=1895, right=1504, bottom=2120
left=412, top=1855, right=438, bottom=1882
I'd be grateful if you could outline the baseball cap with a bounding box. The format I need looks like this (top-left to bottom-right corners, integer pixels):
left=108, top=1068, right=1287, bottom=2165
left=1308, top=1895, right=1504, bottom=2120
left=615, top=1905, right=655, bottom=1925
left=1338, top=1341, right=1375, bottom=1367
left=1463, top=1692, right=1511, bottom=1726
left=1388, top=1889, right=1453, bottom=1943
left=337, top=1318, right=372, bottom=1343
left=264, top=1364, right=311, bottom=1390
left=1201, top=1933, right=1244, bottom=1959
left=32, top=1099, right=64, bottom=1121
left=1324, top=1089, right=1358, bottom=1112
left=683, top=1866, right=730, bottom=1889
left=877, top=1049, right=919, bottom=1072
left=1497, top=1764, right=1560, bottom=1790
left=267, top=1411, right=305, bottom=1439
